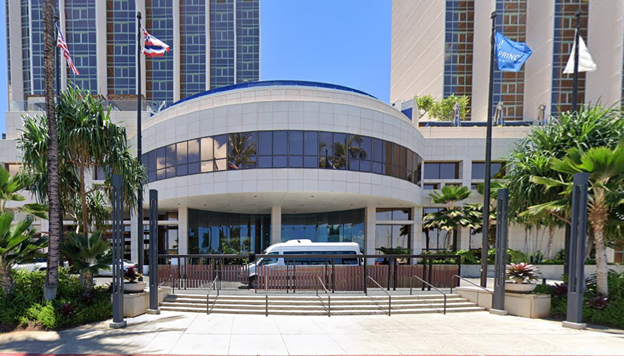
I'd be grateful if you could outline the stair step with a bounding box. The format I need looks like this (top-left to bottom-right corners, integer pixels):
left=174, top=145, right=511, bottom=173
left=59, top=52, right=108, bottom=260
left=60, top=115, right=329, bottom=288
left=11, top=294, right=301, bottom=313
left=162, top=301, right=476, bottom=311
left=164, top=297, right=468, bottom=305
left=164, top=294, right=464, bottom=302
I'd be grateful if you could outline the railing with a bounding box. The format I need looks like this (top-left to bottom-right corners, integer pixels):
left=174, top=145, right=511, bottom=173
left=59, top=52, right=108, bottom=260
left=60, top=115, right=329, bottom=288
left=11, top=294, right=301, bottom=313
left=264, top=275, right=269, bottom=317
left=410, top=275, right=447, bottom=315
left=206, top=275, right=220, bottom=315
left=366, top=276, right=391, bottom=316
left=450, top=275, right=493, bottom=295
left=315, top=276, right=331, bottom=317
left=158, top=270, right=177, bottom=295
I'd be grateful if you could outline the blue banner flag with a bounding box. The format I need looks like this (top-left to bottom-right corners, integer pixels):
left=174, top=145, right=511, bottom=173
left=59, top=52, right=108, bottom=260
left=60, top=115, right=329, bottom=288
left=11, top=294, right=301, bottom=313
left=495, top=32, right=532, bottom=72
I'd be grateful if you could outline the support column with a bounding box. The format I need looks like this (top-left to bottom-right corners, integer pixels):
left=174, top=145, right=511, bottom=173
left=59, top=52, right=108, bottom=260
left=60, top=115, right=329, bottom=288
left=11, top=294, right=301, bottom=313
left=365, top=206, right=376, bottom=264
left=178, top=206, right=189, bottom=255
left=412, top=207, right=422, bottom=255
left=271, top=206, right=282, bottom=245
left=130, top=210, right=139, bottom=263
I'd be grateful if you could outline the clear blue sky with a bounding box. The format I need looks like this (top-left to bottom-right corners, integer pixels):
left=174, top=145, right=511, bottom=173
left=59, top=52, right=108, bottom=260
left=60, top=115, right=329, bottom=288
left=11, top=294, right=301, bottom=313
left=0, top=1, right=391, bottom=134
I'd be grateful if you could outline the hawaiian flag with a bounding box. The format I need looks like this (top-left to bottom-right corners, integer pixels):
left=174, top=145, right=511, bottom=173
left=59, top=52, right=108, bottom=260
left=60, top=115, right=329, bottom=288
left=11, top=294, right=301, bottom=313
left=56, top=24, right=79, bottom=75
left=142, top=27, right=170, bottom=57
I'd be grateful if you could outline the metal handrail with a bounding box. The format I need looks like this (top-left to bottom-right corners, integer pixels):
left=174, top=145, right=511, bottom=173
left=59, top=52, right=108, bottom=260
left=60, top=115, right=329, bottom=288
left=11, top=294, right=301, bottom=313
left=158, top=270, right=178, bottom=294
left=315, top=276, right=331, bottom=317
left=265, top=274, right=269, bottom=317
left=366, top=276, right=391, bottom=316
left=450, top=275, right=493, bottom=295
left=206, top=275, right=219, bottom=315
left=410, top=275, right=447, bottom=315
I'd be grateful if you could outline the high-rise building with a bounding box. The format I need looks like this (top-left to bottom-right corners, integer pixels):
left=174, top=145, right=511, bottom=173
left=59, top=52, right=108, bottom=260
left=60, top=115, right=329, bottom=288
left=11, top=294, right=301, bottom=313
left=5, top=0, right=260, bottom=107
left=391, top=0, right=623, bottom=121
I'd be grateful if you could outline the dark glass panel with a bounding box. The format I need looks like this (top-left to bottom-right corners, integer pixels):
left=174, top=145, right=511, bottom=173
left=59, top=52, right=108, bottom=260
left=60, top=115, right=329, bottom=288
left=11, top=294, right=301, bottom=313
left=424, top=163, right=439, bottom=179
left=304, top=156, right=317, bottom=168
left=372, top=138, right=383, bottom=162
left=289, top=131, right=303, bottom=155
left=176, top=141, right=188, bottom=165
left=273, top=131, right=287, bottom=155
left=472, top=162, right=484, bottom=179
left=440, top=163, right=458, bottom=179
left=148, top=172, right=156, bottom=182
left=188, top=162, right=200, bottom=175
left=177, top=164, right=188, bottom=176
left=289, top=156, right=303, bottom=168
left=166, top=167, right=176, bottom=178
left=148, top=150, right=157, bottom=173
left=372, top=162, right=382, bottom=174
left=258, top=156, right=272, bottom=168
left=383, top=141, right=393, bottom=176
left=166, top=144, right=176, bottom=167
left=188, top=139, right=200, bottom=162
left=304, top=131, right=318, bottom=155
left=157, top=169, right=166, bottom=180
left=273, top=156, right=287, bottom=168
left=228, top=132, right=257, bottom=169
left=258, top=131, right=272, bottom=155
left=201, top=161, right=214, bottom=173
left=318, top=132, right=333, bottom=157
left=360, top=160, right=371, bottom=172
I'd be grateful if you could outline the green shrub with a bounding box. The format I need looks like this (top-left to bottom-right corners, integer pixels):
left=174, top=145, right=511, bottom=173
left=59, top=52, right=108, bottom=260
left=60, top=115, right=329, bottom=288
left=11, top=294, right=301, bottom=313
left=0, top=268, right=111, bottom=331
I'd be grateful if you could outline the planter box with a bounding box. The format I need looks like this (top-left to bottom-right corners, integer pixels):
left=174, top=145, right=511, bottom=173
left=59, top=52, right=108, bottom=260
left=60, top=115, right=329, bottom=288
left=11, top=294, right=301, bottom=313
left=456, top=286, right=550, bottom=319
left=118, top=287, right=170, bottom=318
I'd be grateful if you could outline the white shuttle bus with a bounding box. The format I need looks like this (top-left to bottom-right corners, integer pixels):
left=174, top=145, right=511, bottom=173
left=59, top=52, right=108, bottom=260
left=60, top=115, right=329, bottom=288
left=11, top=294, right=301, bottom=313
left=247, top=239, right=362, bottom=288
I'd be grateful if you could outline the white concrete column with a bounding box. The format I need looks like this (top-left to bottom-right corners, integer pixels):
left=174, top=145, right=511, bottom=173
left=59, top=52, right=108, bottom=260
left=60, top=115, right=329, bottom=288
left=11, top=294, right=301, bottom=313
left=271, top=206, right=282, bottom=245
left=178, top=206, right=188, bottom=254
left=130, top=210, right=139, bottom=263
left=365, top=206, right=376, bottom=264
left=412, top=207, right=422, bottom=255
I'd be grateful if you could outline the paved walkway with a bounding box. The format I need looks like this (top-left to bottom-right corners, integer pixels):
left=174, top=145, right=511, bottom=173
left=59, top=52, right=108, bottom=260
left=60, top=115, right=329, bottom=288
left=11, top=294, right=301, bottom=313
left=1, top=311, right=623, bottom=355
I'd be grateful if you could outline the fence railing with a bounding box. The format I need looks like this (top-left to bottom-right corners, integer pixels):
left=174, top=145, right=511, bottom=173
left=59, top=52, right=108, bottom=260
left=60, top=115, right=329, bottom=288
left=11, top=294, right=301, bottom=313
left=411, top=275, right=447, bottom=315
left=366, top=276, right=391, bottom=316
left=156, top=253, right=461, bottom=293
left=206, top=275, right=219, bottom=315
left=316, top=276, right=331, bottom=317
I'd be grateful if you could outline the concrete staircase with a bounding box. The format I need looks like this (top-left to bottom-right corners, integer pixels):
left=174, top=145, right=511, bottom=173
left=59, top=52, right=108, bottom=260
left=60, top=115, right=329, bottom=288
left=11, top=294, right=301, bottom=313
left=160, top=293, right=486, bottom=316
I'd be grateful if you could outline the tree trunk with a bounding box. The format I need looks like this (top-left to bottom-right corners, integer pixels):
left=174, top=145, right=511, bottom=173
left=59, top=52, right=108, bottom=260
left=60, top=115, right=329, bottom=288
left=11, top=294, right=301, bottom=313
left=589, top=203, right=609, bottom=297
left=0, top=264, right=13, bottom=295
left=545, top=226, right=555, bottom=259
left=84, top=270, right=94, bottom=293
left=43, top=0, right=60, bottom=301
left=79, top=163, right=89, bottom=234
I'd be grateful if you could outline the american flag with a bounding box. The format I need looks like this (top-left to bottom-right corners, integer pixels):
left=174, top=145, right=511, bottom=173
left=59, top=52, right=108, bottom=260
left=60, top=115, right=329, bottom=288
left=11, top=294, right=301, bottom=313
left=142, top=27, right=170, bottom=57
left=56, top=24, right=79, bottom=75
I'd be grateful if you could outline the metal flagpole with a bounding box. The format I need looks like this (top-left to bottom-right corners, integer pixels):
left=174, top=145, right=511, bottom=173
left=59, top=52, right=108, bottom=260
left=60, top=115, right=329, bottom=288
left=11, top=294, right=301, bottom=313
left=137, top=11, right=144, bottom=279
left=481, top=11, right=497, bottom=288
left=571, top=10, right=581, bottom=114
left=54, top=11, right=64, bottom=266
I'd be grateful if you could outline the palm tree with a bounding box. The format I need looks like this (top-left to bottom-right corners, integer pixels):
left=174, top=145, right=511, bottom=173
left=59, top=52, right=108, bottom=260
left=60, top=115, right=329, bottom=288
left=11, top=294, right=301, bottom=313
left=59, top=231, right=111, bottom=292
left=0, top=213, right=49, bottom=294
left=423, top=186, right=481, bottom=251
left=19, top=85, right=146, bottom=234
left=228, top=133, right=257, bottom=168
left=530, top=144, right=624, bottom=296
left=0, top=167, right=47, bottom=218
left=42, top=0, right=61, bottom=301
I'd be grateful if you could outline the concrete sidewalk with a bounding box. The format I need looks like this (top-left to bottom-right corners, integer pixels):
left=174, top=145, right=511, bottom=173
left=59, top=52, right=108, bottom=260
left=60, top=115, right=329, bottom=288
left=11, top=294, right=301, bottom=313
left=1, top=311, right=624, bottom=355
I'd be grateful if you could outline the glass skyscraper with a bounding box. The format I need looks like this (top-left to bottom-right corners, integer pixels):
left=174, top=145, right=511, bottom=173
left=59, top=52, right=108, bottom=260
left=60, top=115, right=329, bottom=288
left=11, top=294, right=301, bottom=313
left=5, top=0, right=260, bottom=106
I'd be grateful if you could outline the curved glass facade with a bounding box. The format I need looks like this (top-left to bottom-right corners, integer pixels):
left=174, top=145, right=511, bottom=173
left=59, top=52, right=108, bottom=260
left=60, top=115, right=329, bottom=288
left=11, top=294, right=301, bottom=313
left=282, top=209, right=365, bottom=252
left=144, top=130, right=423, bottom=185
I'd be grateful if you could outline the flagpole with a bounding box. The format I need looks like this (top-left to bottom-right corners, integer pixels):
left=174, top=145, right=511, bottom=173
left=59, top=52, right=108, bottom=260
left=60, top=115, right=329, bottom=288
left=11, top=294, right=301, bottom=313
left=481, top=11, right=497, bottom=288
left=54, top=11, right=64, bottom=267
left=137, top=11, right=144, bottom=279
left=571, top=10, right=581, bottom=114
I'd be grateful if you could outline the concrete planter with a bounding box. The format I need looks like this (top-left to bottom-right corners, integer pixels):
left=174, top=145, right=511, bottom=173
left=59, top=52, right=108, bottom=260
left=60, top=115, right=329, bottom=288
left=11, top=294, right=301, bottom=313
left=505, top=283, right=536, bottom=293
left=456, top=286, right=551, bottom=319
left=120, top=287, right=170, bottom=318
left=123, top=282, right=146, bottom=293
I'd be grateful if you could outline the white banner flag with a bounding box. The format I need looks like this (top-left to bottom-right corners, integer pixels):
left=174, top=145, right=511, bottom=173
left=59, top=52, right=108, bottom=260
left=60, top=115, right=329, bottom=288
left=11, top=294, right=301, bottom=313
left=564, top=35, right=597, bottom=74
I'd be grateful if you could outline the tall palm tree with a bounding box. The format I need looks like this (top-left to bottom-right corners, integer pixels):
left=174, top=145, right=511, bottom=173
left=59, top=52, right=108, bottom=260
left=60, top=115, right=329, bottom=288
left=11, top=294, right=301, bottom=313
left=530, top=144, right=624, bottom=296
left=42, top=0, right=61, bottom=301
left=423, top=186, right=481, bottom=251
left=19, top=85, right=146, bottom=234
left=228, top=133, right=257, bottom=168
left=59, top=231, right=111, bottom=292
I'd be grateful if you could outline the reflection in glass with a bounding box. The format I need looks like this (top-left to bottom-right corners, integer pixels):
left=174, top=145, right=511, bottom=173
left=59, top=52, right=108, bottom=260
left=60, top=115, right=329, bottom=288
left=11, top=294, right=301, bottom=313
left=375, top=224, right=411, bottom=254
left=228, top=132, right=257, bottom=169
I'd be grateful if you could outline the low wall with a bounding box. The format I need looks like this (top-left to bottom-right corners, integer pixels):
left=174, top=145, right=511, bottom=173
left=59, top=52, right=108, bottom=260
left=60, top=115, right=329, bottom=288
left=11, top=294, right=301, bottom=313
left=456, top=286, right=551, bottom=319
left=122, top=287, right=170, bottom=318
left=461, top=264, right=624, bottom=280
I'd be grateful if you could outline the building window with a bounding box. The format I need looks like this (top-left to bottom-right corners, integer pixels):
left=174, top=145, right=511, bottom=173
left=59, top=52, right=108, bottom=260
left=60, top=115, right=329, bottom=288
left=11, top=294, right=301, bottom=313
left=375, top=225, right=411, bottom=254
left=423, top=183, right=439, bottom=190
left=424, top=162, right=460, bottom=179
left=376, top=208, right=411, bottom=221
left=471, top=162, right=505, bottom=180
left=551, top=0, right=589, bottom=116
left=423, top=207, right=457, bottom=251
left=444, top=0, right=475, bottom=120
left=282, top=209, right=365, bottom=252
left=145, top=130, right=424, bottom=186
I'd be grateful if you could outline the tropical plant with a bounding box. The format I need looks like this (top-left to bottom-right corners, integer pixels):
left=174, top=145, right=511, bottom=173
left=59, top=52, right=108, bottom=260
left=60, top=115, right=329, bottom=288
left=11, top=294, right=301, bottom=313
left=506, top=262, right=540, bottom=284
left=414, top=94, right=470, bottom=121
left=123, top=266, right=143, bottom=283
left=19, top=85, right=146, bottom=234
left=423, top=186, right=481, bottom=251
left=59, top=231, right=111, bottom=293
left=529, top=144, right=624, bottom=296
left=0, top=213, right=49, bottom=294
left=228, top=133, right=257, bottom=169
